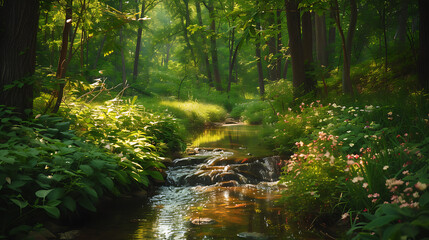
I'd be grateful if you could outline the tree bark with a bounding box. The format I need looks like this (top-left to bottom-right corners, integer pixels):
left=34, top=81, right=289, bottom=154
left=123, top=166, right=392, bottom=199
left=276, top=9, right=283, bottom=80
left=302, top=11, right=315, bottom=92
left=315, top=13, right=328, bottom=66
left=119, top=0, right=127, bottom=89
left=196, top=1, right=213, bottom=85
left=332, top=0, right=356, bottom=95
left=227, top=6, right=235, bottom=93
left=207, top=0, right=222, bottom=91
left=52, top=0, right=73, bottom=113
left=133, top=0, right=145, bottom=83
left=267, top=12, right=277, bottom=82
left=255, top=5, right=265, bottom=97
left=0, top=0, right=40, bottom=117
left=418, top=0, right=429, bottom=91
left=285, top=0, right=305, bottom=98
left=94, top=35, right=106, bottom=69
left=395, top=1, right=408, bottom=43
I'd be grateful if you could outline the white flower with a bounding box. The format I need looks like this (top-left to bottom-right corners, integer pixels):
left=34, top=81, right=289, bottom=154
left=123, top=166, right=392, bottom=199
left=383, top=165, right=389, bottom=170
left=415, top=182, right=428, bottom=191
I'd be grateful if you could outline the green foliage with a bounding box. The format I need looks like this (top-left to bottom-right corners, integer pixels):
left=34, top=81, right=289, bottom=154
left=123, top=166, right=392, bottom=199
left=273, top=94, right=429, bottom=232
left=264, top=79, right=294, bottom=113
left=0, top=106, right=121, bottom=236
left=157, top=100, right=227, bottom=130
left=279, top=132, right=346, bottom=221
left=348, top=201, right=429, bottom=239
left=230, top=101, right=275, bottom=125
left=0, top=99, right=186, bottom=237
left=68, top=96, right=186, bottom=156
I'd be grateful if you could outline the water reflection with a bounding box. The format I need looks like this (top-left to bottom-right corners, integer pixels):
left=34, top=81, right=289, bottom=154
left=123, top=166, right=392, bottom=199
left=191, top=124, right=273, bottom=158
left=76, top=125, right=321, bottom=240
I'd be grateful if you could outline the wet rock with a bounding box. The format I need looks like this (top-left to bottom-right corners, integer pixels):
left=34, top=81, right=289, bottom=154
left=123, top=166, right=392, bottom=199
left=216, top=180, right=240, bottom=187
left=59, top=230, right=80, bottom=240
left=27, top=229, right=56, bottom=240
left=160, top=157, right=173, bottom=167
left=224, top=118, right=238, bottom=124
left=185, top=148, right=200, bottom=155
left=173, top=156, right=210, bottom=166
left=190, top=217, right=216, bottom=225
left=132, top=189, right=148, bottom=199
left=237, top=232, right=269, bottom=240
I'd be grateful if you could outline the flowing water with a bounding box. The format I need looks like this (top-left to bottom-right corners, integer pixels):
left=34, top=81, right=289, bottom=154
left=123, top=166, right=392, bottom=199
left=76, top=125, right=323, bottom=240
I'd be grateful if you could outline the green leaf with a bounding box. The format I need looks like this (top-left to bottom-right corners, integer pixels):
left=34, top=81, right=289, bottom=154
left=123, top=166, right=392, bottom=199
left=7, top=180, right=26, bottom=191
left=89, top=160, right=106, bottom=169
left=54, top=122, right=70, bottom=132
left=420, top=192, right=429, bottom=207
left=41, top=205, right=60, bottom=218
left=62, top=196, right=76, bottom=212
left=99, top=176, right=114, bottom=191
left=47, top=188, right=65, bottom=201
left=131, top=96, right=138, bottom=105
left=9, top=225, right=32, bottom=236
left=363, top=215, right=400, bottom=230
left=411, top=215, right=429, bottom=228
left=79, top=164, right=94, bottom=175
left=0, top=155, right=15, bottom=164
left=10, top=199, right=29, bottom=209
left=382, top=223, right=402, bottom=240
left=47, top=200, right=62, bottom=207
left=145, top=170, right=164, bottom=181
left=83, top=186, right=98, bottom=199
left=78, top=196, right=96, bottom=212
left=35, top=189, right=54, bottom=199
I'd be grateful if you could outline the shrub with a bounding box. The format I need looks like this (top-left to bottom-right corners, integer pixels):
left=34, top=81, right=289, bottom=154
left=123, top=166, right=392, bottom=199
left=0, top=107, right=123, bottom=237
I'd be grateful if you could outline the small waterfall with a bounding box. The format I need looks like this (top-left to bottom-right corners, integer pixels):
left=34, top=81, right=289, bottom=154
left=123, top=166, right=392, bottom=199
left=166, top=150, right=281, bottom=187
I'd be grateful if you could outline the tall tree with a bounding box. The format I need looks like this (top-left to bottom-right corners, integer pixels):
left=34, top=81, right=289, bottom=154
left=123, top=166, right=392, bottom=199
left=332, top=0, right=357, bottom=95
left=255, top=1, right=265, bottom=97
left=133, top=0, right=146, bottom=83
left=52, top=0, right=73, bottom=113
left=285, top=0, right=306, bottom=98
left=302, top=11, right=315, bottom=92
left=267, top=11, right=278, bottom=82
left=119, top=0, right=127, bottom=88
left=195, top=0, right=213, bottom=85
left=315, top=13, right=328, bottom=67
left=418, top=0, right=429, bottom=91
left=0, top=0, right=40, bottom=117
left=205, top=0, right=222, bottom=91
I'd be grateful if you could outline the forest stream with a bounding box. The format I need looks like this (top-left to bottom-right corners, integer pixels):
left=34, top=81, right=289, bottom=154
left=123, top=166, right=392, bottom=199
left=75, top=125, right=323, bottom=239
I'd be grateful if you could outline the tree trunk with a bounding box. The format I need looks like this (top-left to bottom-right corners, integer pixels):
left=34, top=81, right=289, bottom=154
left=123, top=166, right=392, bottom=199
left=333, top=0, right=356, bottom=95
left=302, top=11, right=315, bottom=92
left=94, top=35, right=106, bottom=69
left=133, top=0, right=145, bottom=83
left=52, top=0, right=73, bottom=113
left=267, top=12, right=277, bottom=82
left=315, top=13, right=328, bottom=66
left=395, top=1, right=408, bottom=43
left=119, top=0, right=127, bottom=89
left=418, top=0, right=429, bottom=91
left=182, top=0, right=196, bottom=64
left=196, top=1, right=213, bottom=85
left=285, top=0, right=305, bottom=98
left=207, top=0, right=222, bottom=91
left=227, top=19, right=235, bottom=93
left=255, top=6, right=265, bottom=97
left=0, top=0, right=40, bottom=117
left=276, top=9, right=283, bottom=80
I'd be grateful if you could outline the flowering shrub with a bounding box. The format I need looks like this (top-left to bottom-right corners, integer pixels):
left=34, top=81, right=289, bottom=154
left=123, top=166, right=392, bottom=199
left=274, top=97, right=429, bottom=235
left=279, top=131, right=346, bottom=220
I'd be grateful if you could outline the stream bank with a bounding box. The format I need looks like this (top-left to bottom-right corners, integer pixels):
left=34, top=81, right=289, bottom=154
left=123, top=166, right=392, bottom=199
left=69, top=124, right=328, bottom=239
